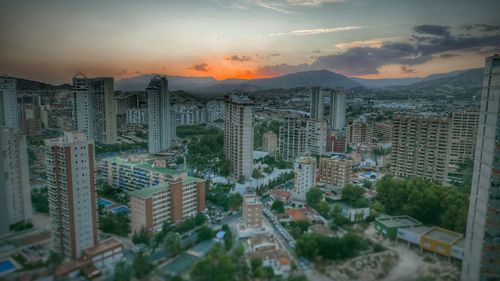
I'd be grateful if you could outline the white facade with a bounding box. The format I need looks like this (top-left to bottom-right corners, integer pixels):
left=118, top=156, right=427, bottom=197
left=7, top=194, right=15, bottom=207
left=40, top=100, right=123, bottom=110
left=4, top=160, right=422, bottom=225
left=147, top=76, right=171, bottom=154
left=224, top=95, right=255, bottom=179
left=0, top=76, right=19, bottom=129
left=126, top=108, right=147, bottom=125
left=293, top=156, right=316, bottom=199
left=330, top=89, right=346, bottom=131
left=462, top=55, right=500, bottom=281
left=206, top=100, right=225, bottom=122
left=45, top=132, right=97, bottom=259
left=305, top=120, right=327, bottom=156
left=310, top=87, right=324, bottom=121
left=73, top=74, right=117, bottom=144
left=0, top=128, right=32, bottom=233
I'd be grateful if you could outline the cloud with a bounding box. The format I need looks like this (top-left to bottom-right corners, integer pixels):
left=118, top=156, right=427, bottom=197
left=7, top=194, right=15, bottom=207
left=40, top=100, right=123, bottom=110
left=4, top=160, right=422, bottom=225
left=461, top=24, right=500, bottom=32
left=260, top=24, right=500, bottom=76
left=334, top=37, right=400, bottom=49
left=400, top=66, right=416, bottom=74
left=212, top=0, right=344, bottom=14
left=226, top=55, right=252, bottom=62
left=270, top=53, right=281, bottom=57
left=188, top=63, right=210, bottom=72
left=414, top=25, right=450, bottom=36
left=439, top=53, right=459, bottom=59
left=312, top=49, right=321, bottom=54
left=270, top=26, right=363, bottom=36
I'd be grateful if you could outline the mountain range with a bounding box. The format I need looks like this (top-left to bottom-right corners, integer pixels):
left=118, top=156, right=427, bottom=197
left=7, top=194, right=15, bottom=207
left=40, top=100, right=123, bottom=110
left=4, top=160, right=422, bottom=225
left=115, top=68, right=483, bottom=93
left=8, top=68, right=484, bottom=95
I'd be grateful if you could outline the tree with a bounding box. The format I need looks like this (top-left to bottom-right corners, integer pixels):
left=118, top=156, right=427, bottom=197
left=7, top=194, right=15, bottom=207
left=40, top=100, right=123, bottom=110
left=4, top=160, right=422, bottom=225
left=165, top=232, right=182, bottom=257
left=362, top=179, right=373, bottom=189
left=306, top=187, right=323, bottom=209
left=271, top=200, right=285, bottom=213
left=98, top=212, right=130, bottom=237
left=113, top=261, right=132, bottom=281
left=221, top=224, right=233, bottom=250
left=46, top=251, right=63, bottom=271
left=32, top=187, right=49, bottom=213
left=197, top=225, right=214, bottom=242
left=341, top=184, right=365, bottom=206
left=133, top=251, right=153, bottom=278
left=132, top=227, right=150, bottom=245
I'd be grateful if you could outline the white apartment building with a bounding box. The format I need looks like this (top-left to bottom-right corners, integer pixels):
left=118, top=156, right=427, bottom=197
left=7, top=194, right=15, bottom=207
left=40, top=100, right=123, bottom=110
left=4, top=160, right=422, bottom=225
left=206, top=100, right=225, bottom=122
left=0, top=127, right=32, bottom=235
left=126, top=108, right=147, bottom=125
left=45, top=132, right=97, bottom=259
left=130, top=176, right=205, bottom=234
left=293, top=156, right=316, bottom=199
left=100, top=155, right=186, bottom=192
left=329, top=88, right=346, bottom=131
left=73, top=73, right=117, bottom=144
left=305, top=119, right=327, bottom=156
left=147, top=75, right=172, bottom=154
left=224, top=95, right=255, bottom=179
left=0, top=76, right=19, bottom=129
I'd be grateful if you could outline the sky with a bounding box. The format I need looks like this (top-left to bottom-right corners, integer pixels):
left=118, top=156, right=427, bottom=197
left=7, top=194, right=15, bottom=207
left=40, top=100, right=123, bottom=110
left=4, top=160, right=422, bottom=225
left=0, top=0, right=499, bottom=84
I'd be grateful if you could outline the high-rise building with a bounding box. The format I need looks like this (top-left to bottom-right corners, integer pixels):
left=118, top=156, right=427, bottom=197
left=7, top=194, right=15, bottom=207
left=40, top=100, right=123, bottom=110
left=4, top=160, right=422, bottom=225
left=329, top=88, right=346, bottom=131
left=0, top=76, right=19, bottom=129
left=242, top=195, right=263, bottom=229
left=318, top=157, right=352, bottom=187
left=390, top=114, right=451, bottom=184
left=206, top=100, right=225, bottom=122
left=21, top=105, right=42, bottom=136
left=0, top=127, right=32, bottom=235
left=346, top=116, right=373, bottom=144
left=130, top=176, right=205, bottom=234
left=278, top=117, right=307, bottom=162
left=293, top=156, right=316, bottom=199
left=45, top=132, right=97, bottom=259
left=147, top=76, right=172, bottom=154
left=310, top=87, right=324, bottom=121
left=305, top=120, right=327, bottom=156
left=73, top=74, right=117, bottom=144
left=224, top=95, right=255, bottom=179
left=373, top=121, right=393, bottom=143
left=448, top=110, right=479, bottom=172
left=461, top=55, right=500, bottom=281
left=262, top=131, right=278, bottom=155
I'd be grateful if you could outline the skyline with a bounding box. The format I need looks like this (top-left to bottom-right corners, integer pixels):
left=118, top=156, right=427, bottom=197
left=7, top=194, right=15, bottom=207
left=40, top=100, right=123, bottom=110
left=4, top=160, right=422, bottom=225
left=1, top=0, right=500, bottom=84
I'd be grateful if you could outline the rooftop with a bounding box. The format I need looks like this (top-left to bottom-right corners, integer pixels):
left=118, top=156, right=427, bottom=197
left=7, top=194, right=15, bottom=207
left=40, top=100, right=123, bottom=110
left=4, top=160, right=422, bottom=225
left=102, top=156, right=184, bottom=177
left=422, top=226, right=463, bottom=245
left=130, top=176, right=204, bottom=199
left=225, top=94, right=255, bottom=105
left=376, top=215, right=422, bottom=228
left=399, top=225, right=431, bottom=235
left=244, top=195, right=262, bottom=206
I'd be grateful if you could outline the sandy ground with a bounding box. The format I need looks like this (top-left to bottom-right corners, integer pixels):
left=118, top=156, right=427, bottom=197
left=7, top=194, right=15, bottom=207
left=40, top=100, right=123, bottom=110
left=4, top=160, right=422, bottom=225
left=32, top=212, right=51, bottom=231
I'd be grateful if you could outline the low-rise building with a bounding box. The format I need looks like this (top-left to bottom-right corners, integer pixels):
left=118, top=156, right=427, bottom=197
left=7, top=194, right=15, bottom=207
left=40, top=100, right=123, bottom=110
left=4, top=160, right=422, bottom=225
left=100, top=155, right=187, bottom=192
left=130, top=176, right=206, bottom=234
left=318, top=157, right=352, bottom=187
left=375, top=215, right=422, bottom=240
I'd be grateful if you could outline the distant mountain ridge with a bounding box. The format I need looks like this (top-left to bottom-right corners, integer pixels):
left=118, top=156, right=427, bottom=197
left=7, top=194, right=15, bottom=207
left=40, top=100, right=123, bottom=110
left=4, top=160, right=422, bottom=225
left=115, top=69, right=361, bottom=92
left=6, top=68, right=484, bottom=96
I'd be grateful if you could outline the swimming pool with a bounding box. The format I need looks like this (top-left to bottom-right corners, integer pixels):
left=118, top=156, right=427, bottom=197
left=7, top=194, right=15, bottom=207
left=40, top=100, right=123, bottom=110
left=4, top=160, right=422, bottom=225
left=0, top=260, right=16, bottom=275
left=97, top=198, right=114, bottom=207
left=110, top=206, right=130, bottom=214
left=360, top=172, right=378, bottom=178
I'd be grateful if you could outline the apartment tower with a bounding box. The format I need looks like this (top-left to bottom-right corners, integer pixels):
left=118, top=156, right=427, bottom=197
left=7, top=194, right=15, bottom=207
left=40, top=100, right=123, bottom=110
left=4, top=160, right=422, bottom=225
left=147, top=75, right=172, bottom=154
left=73, top=74, right=117, bottom=144
left=329, top=88, right=346, bottom=131
left=45, top=132, right=97, bottom=259
left=310, top=87, right=324, bottom=121
left=0, top=75, right=19, bottom=129
left=0, top=127, right=32, bottom=235
left=262, top=131, right=278, bottom=155
left=390, top=114, right=451, bottom=184
left=278, top=117, right=307, bottom=162
left=461, top=55, right=500, bottom=281
left=224, top=95, right=255, bottom=179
